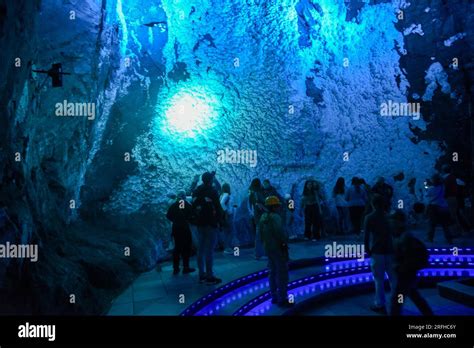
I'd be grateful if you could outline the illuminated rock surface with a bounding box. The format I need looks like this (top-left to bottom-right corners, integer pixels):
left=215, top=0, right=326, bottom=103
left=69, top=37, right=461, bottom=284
left=0, top=0, right=472, bottom=314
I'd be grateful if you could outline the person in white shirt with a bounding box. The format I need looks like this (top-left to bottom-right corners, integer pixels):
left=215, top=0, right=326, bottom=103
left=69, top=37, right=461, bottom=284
left=220, top=183, right=235, bottom=255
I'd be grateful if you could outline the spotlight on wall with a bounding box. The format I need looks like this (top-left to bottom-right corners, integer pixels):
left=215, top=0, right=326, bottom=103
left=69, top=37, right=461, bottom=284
left=166, top=93, right=212, bottom=135
left=32, top=63, right=71, bottom=87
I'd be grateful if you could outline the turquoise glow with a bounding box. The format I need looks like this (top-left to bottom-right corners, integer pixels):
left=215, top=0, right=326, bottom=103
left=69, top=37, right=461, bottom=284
left=158, top=86, right=220, bottom=140
left=116, top=0, right=128, bottom=55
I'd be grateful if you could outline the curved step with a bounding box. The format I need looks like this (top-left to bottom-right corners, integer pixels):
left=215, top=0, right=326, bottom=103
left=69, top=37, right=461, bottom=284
left=182, top=248, right=473, bottom=316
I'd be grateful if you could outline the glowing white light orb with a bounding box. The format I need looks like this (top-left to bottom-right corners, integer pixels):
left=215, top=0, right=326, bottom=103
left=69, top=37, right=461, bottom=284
left=163, top=89, right=217, bottom=138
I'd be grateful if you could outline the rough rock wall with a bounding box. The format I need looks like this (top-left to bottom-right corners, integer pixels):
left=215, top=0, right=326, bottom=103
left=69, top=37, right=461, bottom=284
left=103, top=0, right=467, bottom=245
left=0, top=0, right=472, bottom=314
left=394, top=0, right=474, bottom=220
left=396, top=0, right=473, bottom=172
left=0, top=0, right=42, bottom=309
left=0, top=0, right=160, bottom=314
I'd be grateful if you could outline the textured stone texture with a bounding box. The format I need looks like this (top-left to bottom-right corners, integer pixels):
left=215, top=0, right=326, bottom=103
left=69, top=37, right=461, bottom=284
left=0, top=0, right=472, bottom=314
left=0, top=0, right=161, bottom=314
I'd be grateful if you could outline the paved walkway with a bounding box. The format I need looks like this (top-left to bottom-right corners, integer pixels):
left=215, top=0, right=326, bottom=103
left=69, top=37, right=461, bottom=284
left=108, top=238, right=328, bottom=315
left=108, top=228, right=473, bottom=316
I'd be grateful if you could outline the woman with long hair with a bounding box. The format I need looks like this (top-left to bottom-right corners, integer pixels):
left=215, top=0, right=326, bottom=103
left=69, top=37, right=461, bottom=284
left=301, top=180, right=322, bottom=241
left=359, top=177, right=373, bottom=216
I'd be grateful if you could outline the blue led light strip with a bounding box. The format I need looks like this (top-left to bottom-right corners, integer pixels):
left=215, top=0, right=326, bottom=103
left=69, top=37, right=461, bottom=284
left=181, top=257, right=328, bottom=316
left=196, top=256, right=471, bottom=316
left=237, top=268, right=474, bottom=316
left=181, top=251, right=473, bottom=316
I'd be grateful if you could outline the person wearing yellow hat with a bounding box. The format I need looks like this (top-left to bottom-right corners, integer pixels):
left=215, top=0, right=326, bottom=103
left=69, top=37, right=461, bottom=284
left=258, top=196, right=293, bottom=307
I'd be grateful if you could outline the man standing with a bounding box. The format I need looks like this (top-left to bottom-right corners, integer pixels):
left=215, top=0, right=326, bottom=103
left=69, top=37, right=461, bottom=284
left=426, top=174, right=453, bottom=244
left=389, top=210, right=433, bottom=316
left=258, top=196, right=293, bottom=307
left=192, top=172, right=223, bottom=285
left=166, top=190, right=195, bottom=275
left=442, top=166, right=462, bottom=237
left=371, top=177, right=394, bottom=213
left=364, top=194, right=395, bottom=314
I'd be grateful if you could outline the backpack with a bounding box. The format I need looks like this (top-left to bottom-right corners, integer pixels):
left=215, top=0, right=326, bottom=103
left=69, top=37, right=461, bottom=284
left=192, top=187, right=218, bottom=226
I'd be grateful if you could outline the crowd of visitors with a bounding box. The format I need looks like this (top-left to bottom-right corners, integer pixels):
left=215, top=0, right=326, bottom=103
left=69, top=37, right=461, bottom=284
left=165, top=168, right=472, bottom=312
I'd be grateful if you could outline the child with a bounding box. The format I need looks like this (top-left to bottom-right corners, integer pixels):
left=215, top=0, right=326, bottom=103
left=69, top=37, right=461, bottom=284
left=258, top=196, right=293, bottom=307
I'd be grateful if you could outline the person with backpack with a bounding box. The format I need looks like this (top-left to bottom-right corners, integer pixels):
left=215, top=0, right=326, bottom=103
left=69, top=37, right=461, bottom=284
left=192, top=172, right=224, bottom=285
left=389, top=209, right=433, bottom=316
left=258, top=196, right=293, bottom=307
left=363, top=194, right=395, bottom=314
left=220, top=183, right=235, bottom=255
left=166, top=190, right=195, bottom=275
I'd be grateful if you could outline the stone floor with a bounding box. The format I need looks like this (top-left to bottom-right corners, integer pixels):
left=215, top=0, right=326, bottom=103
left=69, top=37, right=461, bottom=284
left=107, top=227, right=473, bottom=316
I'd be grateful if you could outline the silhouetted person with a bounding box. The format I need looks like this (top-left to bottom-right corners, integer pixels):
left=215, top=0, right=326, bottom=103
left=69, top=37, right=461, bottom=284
left=166, top=191, right=195, bottom=275
left=442, top=166, right=462, bottom=237
left=371, top=177, right=393, bottom=212
left=389, top=209, right=433, bottom=316
left=262, top=179, right=283, bottom=202
left=364, top=194, right=395, bottom=314
left=258, top=196, right=292, bottom=307
left=346, top=177, right=367, bottom=235
left=0, top=203, right=8, bottom=233
left=301, top=180, right=322, bottom=241
left=359, top=177, right=373, bottom=216
left=333, top=177, right=348, bottom=235
left=313, top=180, right=328, bottom=237
left=249, top=178, right=267, bottom=260
left=192, top=172, right=223, bottom=284
left=426, top=174, right=452, bottom=244
left=262, top=179, right=285, bottom=222
left=456, top=178, right=471, bottom=235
